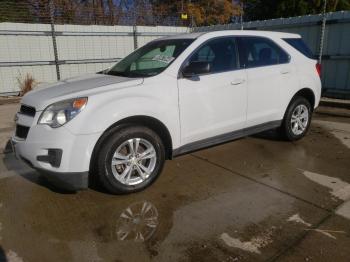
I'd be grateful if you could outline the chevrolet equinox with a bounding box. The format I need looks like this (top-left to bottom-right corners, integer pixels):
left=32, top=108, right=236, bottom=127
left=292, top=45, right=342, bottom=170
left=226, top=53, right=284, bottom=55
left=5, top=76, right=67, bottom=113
left=12, top=30, right=321, bottom=194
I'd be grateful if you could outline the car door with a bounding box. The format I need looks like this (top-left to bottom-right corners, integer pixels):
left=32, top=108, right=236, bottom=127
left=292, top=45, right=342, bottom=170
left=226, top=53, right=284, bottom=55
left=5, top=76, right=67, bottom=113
left=178, top=37, right=247, bottom=146
left=237, top=36, right=294, bottom=127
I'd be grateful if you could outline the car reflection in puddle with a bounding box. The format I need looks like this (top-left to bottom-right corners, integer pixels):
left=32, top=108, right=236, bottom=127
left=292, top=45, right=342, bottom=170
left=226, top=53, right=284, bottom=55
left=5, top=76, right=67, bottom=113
left=116, top=201, right=159, bottom=242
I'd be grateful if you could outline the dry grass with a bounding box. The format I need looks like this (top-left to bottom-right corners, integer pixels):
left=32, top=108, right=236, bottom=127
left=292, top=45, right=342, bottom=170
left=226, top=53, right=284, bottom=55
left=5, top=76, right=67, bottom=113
left=17, top=73, right=38, bottom=96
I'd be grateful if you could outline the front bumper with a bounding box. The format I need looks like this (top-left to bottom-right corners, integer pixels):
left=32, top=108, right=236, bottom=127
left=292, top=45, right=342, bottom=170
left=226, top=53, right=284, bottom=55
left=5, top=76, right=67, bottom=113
left=12, top=120, right=101, bottom=190
left=37, top=168, right=89, bottom=191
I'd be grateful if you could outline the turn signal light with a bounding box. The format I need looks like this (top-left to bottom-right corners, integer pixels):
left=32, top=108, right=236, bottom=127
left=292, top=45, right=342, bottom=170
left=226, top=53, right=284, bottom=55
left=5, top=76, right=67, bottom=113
left=73, top=98, right=88, bottom=109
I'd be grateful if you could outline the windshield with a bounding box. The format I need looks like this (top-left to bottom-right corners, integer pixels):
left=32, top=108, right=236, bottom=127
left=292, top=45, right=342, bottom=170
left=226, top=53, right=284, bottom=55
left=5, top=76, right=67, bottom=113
left=105, top=39, right=194, bottom=78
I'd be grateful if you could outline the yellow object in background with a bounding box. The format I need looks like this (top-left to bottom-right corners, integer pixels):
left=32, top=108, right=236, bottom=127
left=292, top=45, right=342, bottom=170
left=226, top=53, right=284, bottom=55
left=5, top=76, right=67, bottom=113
left=181, top=13, right=188, bottom=20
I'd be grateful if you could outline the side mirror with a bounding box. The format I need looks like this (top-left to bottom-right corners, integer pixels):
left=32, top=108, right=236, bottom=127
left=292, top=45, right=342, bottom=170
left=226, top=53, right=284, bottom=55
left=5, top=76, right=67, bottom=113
left=182, top=61, right=211, bottom=78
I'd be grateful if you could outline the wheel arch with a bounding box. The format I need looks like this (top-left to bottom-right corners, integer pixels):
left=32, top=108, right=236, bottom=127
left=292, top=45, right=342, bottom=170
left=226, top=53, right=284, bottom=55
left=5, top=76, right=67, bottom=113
left=280, top=87, right=315, bottom=141
left=283, top=87, right=315, bottom=119
left=291, top=88, right=316, bottom=110
left=89, top=115, right=173, bottom=177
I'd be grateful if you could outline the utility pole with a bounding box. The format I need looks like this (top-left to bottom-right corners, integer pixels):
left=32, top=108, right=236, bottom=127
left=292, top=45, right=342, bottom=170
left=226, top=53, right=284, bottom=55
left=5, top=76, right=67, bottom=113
left=319, top=0, right=327, bottom=64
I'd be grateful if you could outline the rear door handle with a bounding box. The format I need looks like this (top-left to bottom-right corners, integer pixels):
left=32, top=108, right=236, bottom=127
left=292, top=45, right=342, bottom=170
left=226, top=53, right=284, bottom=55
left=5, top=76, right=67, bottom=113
left=231, top=79, right=245, bottom=85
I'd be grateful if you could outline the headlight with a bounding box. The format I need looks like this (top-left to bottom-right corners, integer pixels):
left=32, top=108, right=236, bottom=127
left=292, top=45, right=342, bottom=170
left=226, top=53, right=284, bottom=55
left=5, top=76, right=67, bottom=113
left=38, top=97, right=88, bottom=128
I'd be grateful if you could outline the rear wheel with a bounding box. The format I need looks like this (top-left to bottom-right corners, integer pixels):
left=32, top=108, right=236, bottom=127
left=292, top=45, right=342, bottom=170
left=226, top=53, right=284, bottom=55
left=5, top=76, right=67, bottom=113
left=96, top=126, right=165, bottom=194
left=280, top=96, right=312, bottom=141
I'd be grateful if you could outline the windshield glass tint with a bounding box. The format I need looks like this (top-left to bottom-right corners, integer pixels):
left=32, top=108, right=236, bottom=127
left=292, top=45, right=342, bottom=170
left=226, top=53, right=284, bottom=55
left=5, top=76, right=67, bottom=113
left=107, top=39, right=194, bottom=78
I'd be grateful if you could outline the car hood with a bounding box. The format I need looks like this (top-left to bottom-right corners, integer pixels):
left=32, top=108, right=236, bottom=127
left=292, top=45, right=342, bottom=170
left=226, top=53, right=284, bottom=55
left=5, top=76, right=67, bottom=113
left=21, top=74, right=143, bottom=110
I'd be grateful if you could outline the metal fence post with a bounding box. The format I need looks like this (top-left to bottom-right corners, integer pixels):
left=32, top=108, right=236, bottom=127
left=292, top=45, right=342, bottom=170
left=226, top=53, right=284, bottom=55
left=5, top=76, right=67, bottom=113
left=318, top=0, right=327, bottom=64
left=240, top=1, right=244, bottom=30
left=133, top=25, right=138, bottom=50
left=49, top=0, right=60, bottom=80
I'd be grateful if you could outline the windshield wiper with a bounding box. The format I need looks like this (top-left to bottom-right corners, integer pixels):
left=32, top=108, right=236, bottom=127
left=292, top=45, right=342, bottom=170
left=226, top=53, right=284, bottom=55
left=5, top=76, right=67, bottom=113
left=107, top=70, right=147, bottom=78
left=126, top=72, right=150, bottom=77
left=106, top=71, right=128, bottom=77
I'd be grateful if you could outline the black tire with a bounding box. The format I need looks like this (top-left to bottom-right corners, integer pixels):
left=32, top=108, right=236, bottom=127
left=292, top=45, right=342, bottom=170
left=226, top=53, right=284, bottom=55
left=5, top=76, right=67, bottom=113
left=280, top=96, right=312, bottom=141
left=96, top=126, right=165, bottom=194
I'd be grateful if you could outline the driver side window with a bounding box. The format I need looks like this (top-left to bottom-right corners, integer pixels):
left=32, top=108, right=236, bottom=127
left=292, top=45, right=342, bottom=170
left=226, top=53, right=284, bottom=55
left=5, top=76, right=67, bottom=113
left=189, top=37, right=238, bottom=74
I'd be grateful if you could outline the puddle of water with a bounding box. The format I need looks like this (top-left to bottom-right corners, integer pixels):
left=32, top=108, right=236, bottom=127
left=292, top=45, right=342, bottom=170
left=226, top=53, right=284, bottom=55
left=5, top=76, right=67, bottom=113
left=220, top=228, right=274, bottom=255
left=116, top=201, right=158, bottom=242
left=287, top=213, right=311, bottom=227
left=286, top=213, right=340, bottom=239
left=220, top=233, right=261, bottom=254
left=313, top=120, right=350, bottom=149
left=6, top=250, right=23, bottom=262
left=0, top=202, right=2, bottom=241
left=336, top=201, right=350, bottom=220
left=331, top=131, right=350, bottom=149
left=68, top=241, right=102, bottom=262
left=302, top=170, right=350, bottom=201
left=312, top=229, right=337, bottom=240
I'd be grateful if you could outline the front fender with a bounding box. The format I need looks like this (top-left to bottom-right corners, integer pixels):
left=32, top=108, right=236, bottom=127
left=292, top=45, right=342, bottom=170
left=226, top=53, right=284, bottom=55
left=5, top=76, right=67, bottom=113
left=64, top=85, right=181, bottom=149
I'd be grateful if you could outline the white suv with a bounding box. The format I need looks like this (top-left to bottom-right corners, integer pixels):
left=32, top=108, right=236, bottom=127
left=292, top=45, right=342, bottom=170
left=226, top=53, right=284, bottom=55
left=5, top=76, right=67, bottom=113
left=12, top=30, right=321, bottom=194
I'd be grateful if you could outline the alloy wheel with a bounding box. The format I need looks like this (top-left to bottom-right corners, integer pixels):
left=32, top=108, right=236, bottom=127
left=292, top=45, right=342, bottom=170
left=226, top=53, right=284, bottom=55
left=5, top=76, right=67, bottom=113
left=111, top=138, right=157, bottom=186
left=290, top=104, right=309, bottom=136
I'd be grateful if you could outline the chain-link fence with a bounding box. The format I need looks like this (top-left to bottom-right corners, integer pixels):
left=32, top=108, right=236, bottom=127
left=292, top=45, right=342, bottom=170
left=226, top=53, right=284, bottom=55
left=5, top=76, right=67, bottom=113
left=0, top=0, right=190, bottom=26
left=0, top=0, right=190, bottom=95
left=1, top=1, right=350, bottom=99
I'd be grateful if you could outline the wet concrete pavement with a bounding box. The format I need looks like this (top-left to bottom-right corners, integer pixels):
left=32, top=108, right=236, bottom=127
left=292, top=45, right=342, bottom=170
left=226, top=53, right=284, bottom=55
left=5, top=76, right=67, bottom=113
left=0, top=103, right=350, bottom=261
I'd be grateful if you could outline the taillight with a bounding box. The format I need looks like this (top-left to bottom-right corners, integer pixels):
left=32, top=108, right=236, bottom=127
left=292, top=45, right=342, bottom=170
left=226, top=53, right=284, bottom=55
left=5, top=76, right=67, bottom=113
left=316, top=63, right=322, bottom=77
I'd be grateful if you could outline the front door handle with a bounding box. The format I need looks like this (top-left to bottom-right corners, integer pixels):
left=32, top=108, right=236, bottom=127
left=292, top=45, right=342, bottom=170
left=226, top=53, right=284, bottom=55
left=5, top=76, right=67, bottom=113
left=231, top=79, right=245, bottom=85
left=280, top=69, right=290, bottom=74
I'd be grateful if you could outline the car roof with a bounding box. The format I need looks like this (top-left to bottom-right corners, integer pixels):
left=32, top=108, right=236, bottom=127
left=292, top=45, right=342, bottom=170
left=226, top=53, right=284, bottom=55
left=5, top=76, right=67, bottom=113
left=158, top=32, right=205, bottom=40
left=161, top=30, right=300, bottom=41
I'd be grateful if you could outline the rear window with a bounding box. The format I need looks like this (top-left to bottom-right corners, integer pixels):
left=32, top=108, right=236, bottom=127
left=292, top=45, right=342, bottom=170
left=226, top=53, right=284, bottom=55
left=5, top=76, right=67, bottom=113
left=237, top=37, right=290, bottom=68
left=283, top=38, right=314, bottom=59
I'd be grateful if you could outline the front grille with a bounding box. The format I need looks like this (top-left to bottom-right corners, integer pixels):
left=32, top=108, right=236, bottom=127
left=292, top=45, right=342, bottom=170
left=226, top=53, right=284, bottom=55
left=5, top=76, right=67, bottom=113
left=20, top=104, right=36, bottom=117
left=15, top=124, right=30, bottom=139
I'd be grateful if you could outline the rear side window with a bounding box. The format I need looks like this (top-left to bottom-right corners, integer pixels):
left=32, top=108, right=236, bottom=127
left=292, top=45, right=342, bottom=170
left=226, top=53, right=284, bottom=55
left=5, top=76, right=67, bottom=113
left=237, top=37, right=290, bottom=68
left=283, top=38, right=314, bottom=59
left=189, top=37, right=238, bottom=73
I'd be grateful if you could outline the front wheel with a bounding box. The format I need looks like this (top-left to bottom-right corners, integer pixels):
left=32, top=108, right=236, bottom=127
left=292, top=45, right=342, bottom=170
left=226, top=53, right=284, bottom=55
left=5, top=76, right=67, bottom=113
left=280, top=96, right=312, bottom=141
left=96, top=126, right=165, bottom=194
